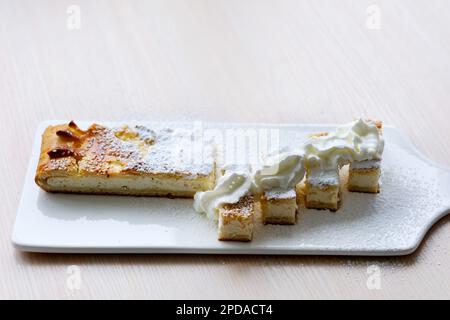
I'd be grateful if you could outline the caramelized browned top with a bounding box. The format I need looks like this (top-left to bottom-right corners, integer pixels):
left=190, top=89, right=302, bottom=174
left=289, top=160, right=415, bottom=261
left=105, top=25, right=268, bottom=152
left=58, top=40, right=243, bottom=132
left=37, top=121, right=214, bottom=179
left=220, top=195, right=254, bottom=218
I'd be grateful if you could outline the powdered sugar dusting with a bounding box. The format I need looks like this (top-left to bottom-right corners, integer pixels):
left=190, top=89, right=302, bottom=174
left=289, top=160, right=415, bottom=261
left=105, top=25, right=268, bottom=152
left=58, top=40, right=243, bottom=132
left=135, top=127, right=214, bottom=177
left=80, top=125, right=214, bottom=178
left=264, top=188, right=296, bottom=200
left=307, top=168, right=340, bottom=186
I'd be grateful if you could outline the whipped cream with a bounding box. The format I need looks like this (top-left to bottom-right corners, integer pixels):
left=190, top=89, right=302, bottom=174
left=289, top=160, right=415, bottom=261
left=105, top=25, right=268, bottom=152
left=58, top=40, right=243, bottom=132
left=193, top=170, right=253, bottom=220
left=303, top=119, right=384, bottom=170
left=253, top=151, right=305, bottom=192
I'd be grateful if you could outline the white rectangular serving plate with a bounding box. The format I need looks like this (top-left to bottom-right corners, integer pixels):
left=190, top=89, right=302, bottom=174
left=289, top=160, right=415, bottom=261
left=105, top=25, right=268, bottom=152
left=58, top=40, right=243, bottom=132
left=12, top=121, right=450, bottom=255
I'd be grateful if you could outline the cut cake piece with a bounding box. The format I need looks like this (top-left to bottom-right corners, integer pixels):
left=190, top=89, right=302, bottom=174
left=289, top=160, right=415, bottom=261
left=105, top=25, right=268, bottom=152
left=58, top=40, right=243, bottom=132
left=348, top=159, right=381, bottom=193
left=35, top=121, right=216, bottom=197
left=260, top=188, right=297, bottom=225
left=218, top=195, right=255, bottom=241
left=304, top=167, right=340, bottom=211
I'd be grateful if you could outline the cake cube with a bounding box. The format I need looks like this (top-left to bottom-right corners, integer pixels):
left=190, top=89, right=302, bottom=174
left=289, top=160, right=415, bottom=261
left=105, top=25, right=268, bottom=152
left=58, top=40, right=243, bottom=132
left=305, top=167, right=340, bottom=211
left=218, top=195, right=255, bottom=241
left=348, top=159, right=381, bottom=193
left=261, top=188, right=297, bottom=225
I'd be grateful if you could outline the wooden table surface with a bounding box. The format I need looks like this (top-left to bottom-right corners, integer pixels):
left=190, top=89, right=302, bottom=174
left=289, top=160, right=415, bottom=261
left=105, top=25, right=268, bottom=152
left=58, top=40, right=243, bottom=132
left=1, top=0, right=450, bottom=299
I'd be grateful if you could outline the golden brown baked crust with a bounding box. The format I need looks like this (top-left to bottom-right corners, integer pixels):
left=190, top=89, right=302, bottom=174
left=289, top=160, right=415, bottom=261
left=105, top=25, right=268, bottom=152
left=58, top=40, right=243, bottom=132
left=367, top=119, right=383, bottom=130
left=35, top=122, right=83, bottom=191
left=347, top=185, right=380, bottom=193
left=304, top=200, right=339, bottom=211
left=35, top=121, right=215, bottom=197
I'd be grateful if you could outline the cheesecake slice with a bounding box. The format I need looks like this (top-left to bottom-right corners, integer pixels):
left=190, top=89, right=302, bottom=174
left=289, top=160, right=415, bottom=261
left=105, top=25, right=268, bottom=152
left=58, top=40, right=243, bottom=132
left=260, top=188, right=297, bottom=225
left=348, top=159, right=381, bottom=193
left=218, top=195, right=255, bottom=241
left=35, top=121, right=216, bottom=197
left=304, top=167, right=340, bottom=211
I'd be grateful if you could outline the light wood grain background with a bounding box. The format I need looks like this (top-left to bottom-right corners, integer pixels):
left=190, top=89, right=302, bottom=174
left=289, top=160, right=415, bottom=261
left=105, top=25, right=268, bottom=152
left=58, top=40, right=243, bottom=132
left=1, top=0, right=450, bottom=299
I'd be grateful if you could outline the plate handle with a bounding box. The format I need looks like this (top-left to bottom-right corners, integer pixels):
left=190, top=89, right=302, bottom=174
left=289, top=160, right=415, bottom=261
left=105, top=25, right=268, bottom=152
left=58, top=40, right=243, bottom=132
left=437, top=166, right=450, bottom=209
